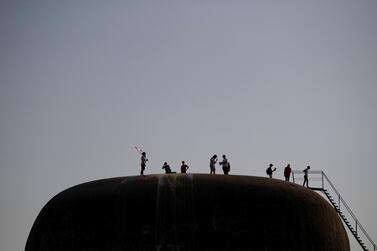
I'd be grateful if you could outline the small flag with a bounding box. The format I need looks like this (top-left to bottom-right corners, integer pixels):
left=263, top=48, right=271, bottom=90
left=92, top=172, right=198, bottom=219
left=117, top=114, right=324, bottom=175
left=134, top=146, right=143, bottom=155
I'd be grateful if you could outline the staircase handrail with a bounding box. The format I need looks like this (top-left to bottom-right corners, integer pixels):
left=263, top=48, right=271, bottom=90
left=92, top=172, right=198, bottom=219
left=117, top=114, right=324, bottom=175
left=292, top=170, right=375, bottom=250
left=321, top=172, right=375, bottom=249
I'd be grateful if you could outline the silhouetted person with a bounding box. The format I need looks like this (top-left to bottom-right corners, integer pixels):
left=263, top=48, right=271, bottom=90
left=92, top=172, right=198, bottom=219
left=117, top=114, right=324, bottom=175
left=162, top=162, right=172, bottom=174
left=224, top=161, right=231, bottom=175
left=140, top=152, right=148, bottom=175
left=303, top=166, right=310, bottom=187
left=210, top=155, right=217, bottom=174
left=219, top=155, right=230, bottom=175
left=181, top=161, right=189, bottom=174
left=266, top=164, right=276, bottom=178
left=284, top=164, right=292, bottom=181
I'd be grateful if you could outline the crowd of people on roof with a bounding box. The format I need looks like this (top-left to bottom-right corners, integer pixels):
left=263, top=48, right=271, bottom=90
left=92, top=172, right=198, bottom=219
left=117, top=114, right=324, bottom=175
left=140, top=151, right=311, bottom=187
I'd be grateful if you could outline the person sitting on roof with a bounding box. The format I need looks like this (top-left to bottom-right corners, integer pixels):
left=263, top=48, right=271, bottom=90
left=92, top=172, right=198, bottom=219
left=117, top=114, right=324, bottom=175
left=162, top=162, right=172, bottom=174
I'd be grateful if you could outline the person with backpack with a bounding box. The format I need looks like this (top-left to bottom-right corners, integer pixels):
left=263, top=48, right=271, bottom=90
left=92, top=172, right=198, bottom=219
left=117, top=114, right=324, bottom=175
left=266, top=164, right=276, bottom=178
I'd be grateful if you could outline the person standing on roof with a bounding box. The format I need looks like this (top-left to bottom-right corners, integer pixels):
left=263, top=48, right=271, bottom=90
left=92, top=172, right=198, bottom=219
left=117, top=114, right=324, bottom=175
left=140, top=152, right=148, bottom=175
left=219, top=155, right=230, bottom=175
left=210, top=155, right=217, bottom=174
left=303, top=166, right=310, bottom=187
left=181, top=161, right=189, bottom=174
left=284, top=164, right=292, bottom=181
left=162, top=162, right=172, bottom=174
left=266, top=164, right=276, bottom=178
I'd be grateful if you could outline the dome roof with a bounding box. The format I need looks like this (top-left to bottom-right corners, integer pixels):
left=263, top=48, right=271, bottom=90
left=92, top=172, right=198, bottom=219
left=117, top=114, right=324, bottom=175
left=26, top=174, right=349, bottom=251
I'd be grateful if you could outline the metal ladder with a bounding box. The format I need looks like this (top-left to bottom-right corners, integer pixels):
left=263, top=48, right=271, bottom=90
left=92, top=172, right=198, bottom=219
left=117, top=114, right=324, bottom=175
left=292, top=170, right=376, bottom=251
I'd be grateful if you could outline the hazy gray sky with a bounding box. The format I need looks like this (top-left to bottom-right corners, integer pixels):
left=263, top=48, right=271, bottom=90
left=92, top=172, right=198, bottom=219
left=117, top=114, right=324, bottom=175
left=1, top=1, right=376, bottom=250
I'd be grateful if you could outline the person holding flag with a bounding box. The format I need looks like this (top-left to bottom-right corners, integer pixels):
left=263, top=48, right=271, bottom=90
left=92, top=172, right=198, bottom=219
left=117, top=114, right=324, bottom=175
left=135, top=146, right=148, bottom=175
left=140, top=152, right=148, bottom=175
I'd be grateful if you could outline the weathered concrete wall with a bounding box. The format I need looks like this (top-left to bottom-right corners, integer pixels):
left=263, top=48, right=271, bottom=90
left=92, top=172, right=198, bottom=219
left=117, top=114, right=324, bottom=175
left=25, top=174, right=350, bottom=251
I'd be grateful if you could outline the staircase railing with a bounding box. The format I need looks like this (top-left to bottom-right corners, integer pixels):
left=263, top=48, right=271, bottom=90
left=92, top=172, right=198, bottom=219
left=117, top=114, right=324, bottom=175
left=292, top=170, right=376, bottom=251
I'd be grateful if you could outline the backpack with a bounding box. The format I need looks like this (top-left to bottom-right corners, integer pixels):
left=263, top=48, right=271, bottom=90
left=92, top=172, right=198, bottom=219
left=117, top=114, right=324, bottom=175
left=266, top=167, right=272, bottom=175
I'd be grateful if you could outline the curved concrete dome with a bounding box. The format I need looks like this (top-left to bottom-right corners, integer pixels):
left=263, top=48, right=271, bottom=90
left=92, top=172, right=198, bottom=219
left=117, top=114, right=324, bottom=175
left=26, top=174, right=349, bottom=251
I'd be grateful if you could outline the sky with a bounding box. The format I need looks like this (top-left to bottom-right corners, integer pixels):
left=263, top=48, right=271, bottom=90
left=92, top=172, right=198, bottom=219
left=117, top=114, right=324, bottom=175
left=0, top=1, right=376, bottom=250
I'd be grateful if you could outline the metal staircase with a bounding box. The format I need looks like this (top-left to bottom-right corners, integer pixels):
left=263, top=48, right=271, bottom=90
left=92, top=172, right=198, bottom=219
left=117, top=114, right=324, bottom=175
left=292, top=170, right=376, bottom=251
left=322, top=189, right=368, bottom=250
